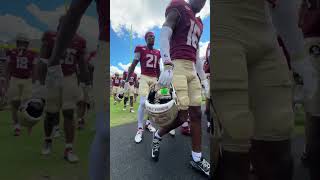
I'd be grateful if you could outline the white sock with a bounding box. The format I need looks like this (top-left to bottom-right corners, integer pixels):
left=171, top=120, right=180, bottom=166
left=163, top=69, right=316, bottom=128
left=155, top=130, right=162, bottom=139
left=137, top=96, right=146, bottom=129
left=182, top=121, right=188, bottom=128
left=207, top=122, right=210, bottom=127
left=192, top=151, right=202, bottom=162
left=145, top=120, right=151, bottom=125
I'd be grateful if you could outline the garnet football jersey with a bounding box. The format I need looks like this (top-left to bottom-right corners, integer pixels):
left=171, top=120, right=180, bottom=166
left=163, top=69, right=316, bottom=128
left=112, top=77, right=121, bottom=86
left=7, top=49, right=38, bottom=79
left=124, top=72, right=137, bottom=86
left=134, top=45, right=160, bottom=77
left=165, top=0, right=203, bottom=62
left=42, top=31, right=86, bottom=76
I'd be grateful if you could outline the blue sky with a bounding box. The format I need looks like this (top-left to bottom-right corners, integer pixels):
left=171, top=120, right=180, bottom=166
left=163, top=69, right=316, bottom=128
left=110, top=0, right=210, bottom=75
left=0, top=0, right=98, bottom=51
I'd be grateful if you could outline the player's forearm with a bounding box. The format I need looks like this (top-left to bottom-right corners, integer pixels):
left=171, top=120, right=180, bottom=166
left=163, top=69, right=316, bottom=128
left=126, top=66, right=134, bottom=82
left=160, top=26, right=173, bottom=65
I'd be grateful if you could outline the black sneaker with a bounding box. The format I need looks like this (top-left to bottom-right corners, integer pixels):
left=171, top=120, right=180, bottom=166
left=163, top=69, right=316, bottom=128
left=190, top=157, right=210, bottom=177
left=151, top=133, right=161, bottom=161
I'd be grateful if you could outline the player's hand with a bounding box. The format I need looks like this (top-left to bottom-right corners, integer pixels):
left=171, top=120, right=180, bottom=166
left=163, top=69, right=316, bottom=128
left=158, top=64, right=174, bottom=87
left=45, top=65, right=63, bottom=89
left=291, top=58, right=318, bottom=100
left=201, top=79, right=210, bottom=99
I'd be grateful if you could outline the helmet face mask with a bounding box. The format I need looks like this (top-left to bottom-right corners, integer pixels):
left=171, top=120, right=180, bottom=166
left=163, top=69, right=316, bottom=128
left=18, top=98, right=45, bottom=128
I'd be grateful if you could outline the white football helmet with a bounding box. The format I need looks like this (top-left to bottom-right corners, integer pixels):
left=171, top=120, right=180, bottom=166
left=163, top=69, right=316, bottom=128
left=145, top=84, right=178, bottom=127
left=18, top=98, right=45, bottom=128
left=115, top=88, right=124, bottom=102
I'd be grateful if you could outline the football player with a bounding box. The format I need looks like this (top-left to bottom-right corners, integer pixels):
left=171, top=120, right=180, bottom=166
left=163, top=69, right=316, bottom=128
left=210, top=0, right=300, bottom=179
left=6, top=33, right=39, bottom=136
left=156, top=0, right=210, bottom=176
left=39, top=16, right=89, bottom=163
left=123, top=69, right=137, bottom=112
left=297, top=1, right=320, bottom=179
left=111, top=72, right=122, bottom=104
left=76, top=50, right=95, bottom=130
left=44, top=0, right=108, bottom=179
left=126, top=31, right=159, bottom=143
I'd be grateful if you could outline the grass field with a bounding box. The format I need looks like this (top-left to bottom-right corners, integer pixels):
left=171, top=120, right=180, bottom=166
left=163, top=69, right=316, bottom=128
left=0, top=110, right=96, bottom=180
left=110, top=97, right=140, bottom=127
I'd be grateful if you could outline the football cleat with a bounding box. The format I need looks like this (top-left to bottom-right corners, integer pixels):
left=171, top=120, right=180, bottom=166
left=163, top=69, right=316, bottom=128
left=169, top=129, right=175, bottom=136
left=41, top=139, right=52, bottom=155
left=190, top=157, right=210, bottom=177
left=64, top=148, right=79, bottom=163
left=134, top=128, right=143, bottom=143
left=145, top=123, right=156, bottom=133
left=53, top=126, right=60, bottom=138
left=151, top=133, right=161, bottom=161
left=130, top=108, right=134, bottom=113
left=14, top=127, right=21, bottom=136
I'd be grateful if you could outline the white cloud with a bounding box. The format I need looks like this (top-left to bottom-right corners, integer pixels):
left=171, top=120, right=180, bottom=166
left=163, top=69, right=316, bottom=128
left=27, top=3, right=99, bottom=52
left=110, top=65, right=123, bottom=75
left=0, top=14, right=42, bottom=43
left=110, top=0, right=210, bottom=38
left=118, top=62, right=141, bottom=74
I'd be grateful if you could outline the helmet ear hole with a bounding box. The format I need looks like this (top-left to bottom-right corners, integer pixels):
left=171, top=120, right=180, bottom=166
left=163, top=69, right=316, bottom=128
left=26, top=102, right=43, bottom=118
